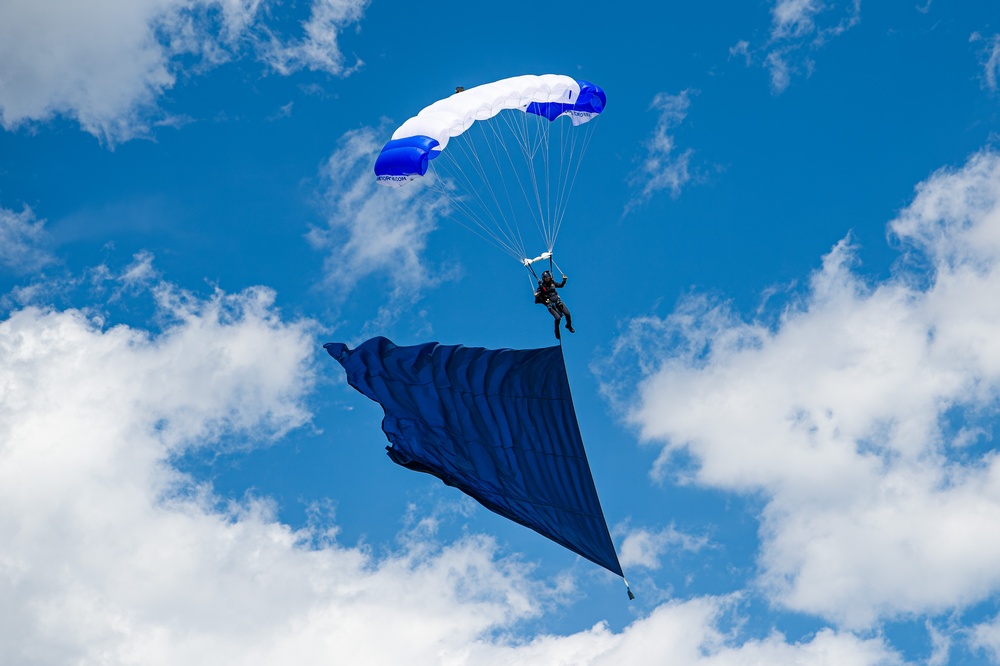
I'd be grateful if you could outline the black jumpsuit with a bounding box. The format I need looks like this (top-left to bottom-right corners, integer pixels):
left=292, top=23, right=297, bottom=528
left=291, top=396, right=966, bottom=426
left=535, top=277, right=573, bottom=337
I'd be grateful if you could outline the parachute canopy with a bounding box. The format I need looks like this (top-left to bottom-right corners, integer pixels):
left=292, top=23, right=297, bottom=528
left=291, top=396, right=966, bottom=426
left=374, top=75, right=605, bottom=183
left=372, top=74, right=606, bottom=265
left=325, top=336, right=624, bottom=579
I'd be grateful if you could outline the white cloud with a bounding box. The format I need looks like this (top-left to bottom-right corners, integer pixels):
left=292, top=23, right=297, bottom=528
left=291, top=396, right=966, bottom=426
left=267, top=101, right=295, bottom=121
left=468, top=597, right=901, bottom=665
left=765, top=51, right=795, bottom=94
left=308, top=126, right=447, bottom=318
left=972, top=33, right=1000, bottom=92
left=118, top=250, right=160, bottom=289
left=626, top=90, right=696, bottom=212
left=0, top=204, right=55, bottom=273
left=0, top=283, right=545, bottom=665
left=618, top=525, right=708, bottom=571
left=733, top=0, right=860, bottom=94
left=973, top=614, right=1000, bottom=663
left=0, top=277, right=911, bottom=664
left=729, top=40, right=753, bottom=66
left=262, top=0, right=368, bottom=76
left=0, top=0, right=253, bottom=143
left=0, top=0, right=368, bottom=144
left=605, top=149, right=1000, bottom=630
left=926, top=621, right=951, bottom=666
left=771, top=0, right=824, bottom=40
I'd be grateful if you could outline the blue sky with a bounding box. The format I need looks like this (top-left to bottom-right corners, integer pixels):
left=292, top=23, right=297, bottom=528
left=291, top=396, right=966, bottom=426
left=4, top=0, right=1000, bottom=663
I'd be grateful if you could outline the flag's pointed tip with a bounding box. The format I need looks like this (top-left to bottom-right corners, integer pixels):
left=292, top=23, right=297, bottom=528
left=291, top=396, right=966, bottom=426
left=623, top=576, right=635, bottom=601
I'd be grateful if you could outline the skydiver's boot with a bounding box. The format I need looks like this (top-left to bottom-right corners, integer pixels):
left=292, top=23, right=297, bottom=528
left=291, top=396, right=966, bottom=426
left=554, top=320, right=561, bottom=340
left=562, top=304, right=574, bottom=333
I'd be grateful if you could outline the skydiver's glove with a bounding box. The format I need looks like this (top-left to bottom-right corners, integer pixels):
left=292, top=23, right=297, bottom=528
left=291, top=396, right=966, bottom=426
left=561, top=275, right=567, bottom=279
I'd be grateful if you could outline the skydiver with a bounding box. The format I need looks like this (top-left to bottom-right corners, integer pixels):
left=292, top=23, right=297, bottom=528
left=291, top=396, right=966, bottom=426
left=535, top=270, right=574, bottom=339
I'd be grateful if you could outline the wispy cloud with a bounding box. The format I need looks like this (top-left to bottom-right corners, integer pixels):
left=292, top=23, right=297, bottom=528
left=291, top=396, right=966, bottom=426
left=0, top=204, right=55, bottom=273
left=971, top=32, right=1000, bottom=92
left=618, top=524, right=709, bottom=570
left=926, top=621, right=952, bottom=666
left=307, top=126, right=447, bottom=327
left=972, top=615, right=1000, bottom=663
left=626, top=90, right=696, bottom=213
left=603, top=148, right=1000, bottom=633
left=267, top=101, right=295, bottom=121
left=771, top=0, right=825, bottom=40
left=90, top=250, right=163, bottom=304
left=733, top=0, right=861, bottom=94
left=261, top=0, right=368, bottom=76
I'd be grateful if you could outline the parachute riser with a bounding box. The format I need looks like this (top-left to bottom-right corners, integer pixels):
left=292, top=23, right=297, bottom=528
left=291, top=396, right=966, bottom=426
left=523, top=252, right=569, bottom=297
left=523, top=251, right=565, bottom=275
left=522, top=250, right=552, bottom=268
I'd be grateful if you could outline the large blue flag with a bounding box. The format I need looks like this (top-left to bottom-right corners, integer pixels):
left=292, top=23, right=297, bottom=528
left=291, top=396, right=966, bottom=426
left=325, top=337, right=624, bottom=580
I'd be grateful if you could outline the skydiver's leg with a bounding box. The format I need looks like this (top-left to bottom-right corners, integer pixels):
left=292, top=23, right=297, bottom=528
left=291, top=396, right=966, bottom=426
left=547, top=302, right=562, bottom=339
left=561, top=303, right=574, bottom=333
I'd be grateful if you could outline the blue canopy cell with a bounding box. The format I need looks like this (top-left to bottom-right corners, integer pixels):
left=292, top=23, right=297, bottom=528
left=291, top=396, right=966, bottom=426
left=325, top=336, right=625, bottom=581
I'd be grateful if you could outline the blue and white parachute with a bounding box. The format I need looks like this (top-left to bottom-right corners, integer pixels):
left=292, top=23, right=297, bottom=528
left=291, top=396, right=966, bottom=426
left=374, top=74, right=606, bottom=267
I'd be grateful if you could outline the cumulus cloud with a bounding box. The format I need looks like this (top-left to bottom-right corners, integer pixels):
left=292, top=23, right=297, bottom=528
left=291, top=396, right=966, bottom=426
left=0, top=283, right=545, bottom=665
left=733, top=0, right=861, bottom=94
left=604, top=149, right=1000, bottom=630
left=307, top=126, right=446, bottom=320
left=0, top=0, right=368, bottom=144
left=466, top=596, right=901, bottom=665
left=0, top=205, right=55, bottom=273
left=0, top=0, right=252, bottom=143
left=0, top=277, right=909, bottom=664
left=626, top=90, right=696, bottom=212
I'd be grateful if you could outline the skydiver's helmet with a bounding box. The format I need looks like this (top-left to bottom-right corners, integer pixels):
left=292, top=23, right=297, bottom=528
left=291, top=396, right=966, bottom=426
left=541, top=270, right=553, bottom=283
